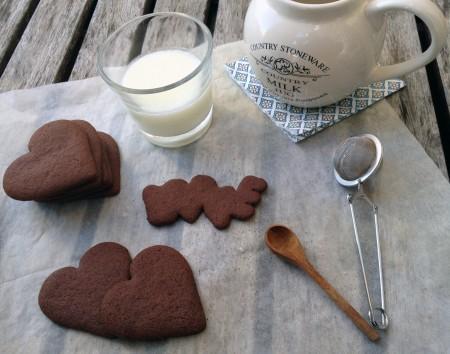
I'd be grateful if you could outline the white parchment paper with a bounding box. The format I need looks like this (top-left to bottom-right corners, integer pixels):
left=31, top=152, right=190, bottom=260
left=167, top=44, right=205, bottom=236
left=1, top=42, right=449, bottom=354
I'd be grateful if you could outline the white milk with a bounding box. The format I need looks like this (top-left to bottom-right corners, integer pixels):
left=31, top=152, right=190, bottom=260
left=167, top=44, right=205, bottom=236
left=121, top=50, right=212, bottom=139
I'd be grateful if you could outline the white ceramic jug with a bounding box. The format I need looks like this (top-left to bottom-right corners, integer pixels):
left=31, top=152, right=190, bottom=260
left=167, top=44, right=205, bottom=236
left=244, top=0, right=448, bottom=107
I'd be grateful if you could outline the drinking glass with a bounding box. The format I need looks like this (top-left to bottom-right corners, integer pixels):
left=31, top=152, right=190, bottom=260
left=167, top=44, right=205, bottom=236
left=98, top=13, right=213, bottom=148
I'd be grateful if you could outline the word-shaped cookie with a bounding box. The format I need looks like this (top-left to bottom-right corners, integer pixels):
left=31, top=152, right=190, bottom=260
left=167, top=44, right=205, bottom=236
left=142, top=175, right=267, bottom=229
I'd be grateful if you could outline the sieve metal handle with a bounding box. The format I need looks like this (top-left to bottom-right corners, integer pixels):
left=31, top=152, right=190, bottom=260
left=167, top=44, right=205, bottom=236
left=347, top=182, right=389, bottom=330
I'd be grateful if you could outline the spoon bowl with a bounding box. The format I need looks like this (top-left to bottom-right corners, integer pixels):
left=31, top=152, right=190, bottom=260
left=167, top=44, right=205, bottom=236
left=265, top=225, right=306, bottom=264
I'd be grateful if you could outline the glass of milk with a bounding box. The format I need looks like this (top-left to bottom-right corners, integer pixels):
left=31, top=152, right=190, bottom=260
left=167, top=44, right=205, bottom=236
left=98, top=13, right=213, bottom=148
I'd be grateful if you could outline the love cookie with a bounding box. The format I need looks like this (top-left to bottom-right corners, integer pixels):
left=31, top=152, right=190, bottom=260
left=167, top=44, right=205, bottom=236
left=39, top=243, right=131, bottom=337
left=3, top=120, right=121, bottom=202
left=3, top=120, right=98, bottom=201
left=142, top=175, right=267, bottom=229
left=39, top=243, right=206, bottom=340
left=100, top=245, right=206, bottom=340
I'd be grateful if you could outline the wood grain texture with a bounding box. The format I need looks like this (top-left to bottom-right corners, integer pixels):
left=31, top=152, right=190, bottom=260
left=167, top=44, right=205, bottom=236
left=69, top=0, right=148, bottom=80
left=380, top=11, right=448, bottom=177
left=151, top=0, right=211, bottom=47
left=153, top=0, right=210, bottom=19
left=69, top=0, right=211, bottom=80
left=0, top=0, right=96, bottom=92
left=139, top=0, right=211, bottom=52
left=0, top=0, right=39, bottom=77
left=213, top=0, right=251, bottom=46
left=434, top=0, right=449, bottom=110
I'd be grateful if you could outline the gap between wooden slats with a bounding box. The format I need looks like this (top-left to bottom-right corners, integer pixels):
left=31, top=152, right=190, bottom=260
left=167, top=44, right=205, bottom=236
left=69, top=0, right=154, bottom=80
left=70, top=0, right=214, bottom=80
left=428, top=0, right=450, bottom=177
left=381, top=11, right=448, bottom=178
left=0, top=0, right=40, bottom=79
left=416, top=17, right=450, bottom=176
left=0, top=0, right=97, bottom=91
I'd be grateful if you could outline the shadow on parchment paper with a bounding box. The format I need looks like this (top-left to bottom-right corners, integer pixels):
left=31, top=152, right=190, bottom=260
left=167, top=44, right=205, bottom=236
left=109, top=338, right=169, bottom=354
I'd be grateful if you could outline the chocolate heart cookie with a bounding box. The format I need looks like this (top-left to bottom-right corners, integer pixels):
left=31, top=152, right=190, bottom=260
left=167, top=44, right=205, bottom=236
left=39, top=243, right=206, bottom=340
left=3, top=120, right=121, bottom=202
left=101, top=245, right=206, bottom=340
left=38, top=243, right=131, bottom=336
left=3, top=120, right=98, bottom=201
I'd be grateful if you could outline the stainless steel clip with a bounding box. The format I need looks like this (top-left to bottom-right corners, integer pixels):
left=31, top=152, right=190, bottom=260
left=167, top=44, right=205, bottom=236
left=347, top=182, right=388, bottom=330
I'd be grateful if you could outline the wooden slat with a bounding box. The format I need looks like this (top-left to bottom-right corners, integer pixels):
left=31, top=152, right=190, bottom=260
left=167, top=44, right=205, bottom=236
left=138, top=0, right=211, bottom=54
left=69, top=0, right=148, bottom=81
left=0, top=0, right=39, bottom=77
left=380, top=12, right=448, bottom=177
left=69, top=0, right=211, bottom=81
left=153, top=0, right=210, bottom=19
left=433, top=0, right=450, bottom=172
left=213, top=0, right=251, bottom=46
left=0, top=0, right=96, bottom=91
left=432, top=0, right=450, bottom=174
left=434, top=0, right=450, bottom=114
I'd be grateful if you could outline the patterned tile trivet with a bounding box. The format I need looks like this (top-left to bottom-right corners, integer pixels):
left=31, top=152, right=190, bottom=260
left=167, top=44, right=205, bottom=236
left=225, top=57, right=405, bottom=142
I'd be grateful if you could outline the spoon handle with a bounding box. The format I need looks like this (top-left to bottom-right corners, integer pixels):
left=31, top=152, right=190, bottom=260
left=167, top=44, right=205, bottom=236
left=301, top=260, right=380, bottom=342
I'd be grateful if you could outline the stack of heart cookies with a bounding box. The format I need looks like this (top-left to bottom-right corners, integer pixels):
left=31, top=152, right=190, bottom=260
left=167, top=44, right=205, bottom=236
left=3, top=120, right=120, bottom=202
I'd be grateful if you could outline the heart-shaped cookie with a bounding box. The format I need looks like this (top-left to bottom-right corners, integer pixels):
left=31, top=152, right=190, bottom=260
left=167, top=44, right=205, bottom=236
left=100, top=245, right=206, bottom=340
left=50, top=120, right=113, bottom=197
left=38, top=242, right=131, bottom=337
left=42, top=131, right=120, bottom=201
left=94, top=132, right=121, bottom=197
left=3, top=120, right=98, bottom=201
left=39, top=244, right=206, bottom=340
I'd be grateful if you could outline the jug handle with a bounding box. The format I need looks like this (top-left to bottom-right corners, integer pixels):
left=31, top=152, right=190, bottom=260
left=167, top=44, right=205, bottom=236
left=366, top=0, right=447, bottom=83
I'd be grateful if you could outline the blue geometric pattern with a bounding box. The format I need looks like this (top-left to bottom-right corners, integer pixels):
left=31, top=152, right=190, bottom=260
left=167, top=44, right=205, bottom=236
left=225, top=57, right=406, bottom=142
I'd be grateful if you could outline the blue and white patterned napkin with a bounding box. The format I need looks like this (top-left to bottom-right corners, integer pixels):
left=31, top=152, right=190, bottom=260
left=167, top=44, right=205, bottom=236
left=225, top=57, right=405, bottom=142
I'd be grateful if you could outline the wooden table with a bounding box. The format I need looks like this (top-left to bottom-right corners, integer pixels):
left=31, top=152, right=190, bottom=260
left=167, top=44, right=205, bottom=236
left=1, top=0, right=449, bottom=178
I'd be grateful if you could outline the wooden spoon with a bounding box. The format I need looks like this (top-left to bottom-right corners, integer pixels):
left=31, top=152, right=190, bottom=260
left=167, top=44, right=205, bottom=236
left=265, top=225, right=380, bottom=342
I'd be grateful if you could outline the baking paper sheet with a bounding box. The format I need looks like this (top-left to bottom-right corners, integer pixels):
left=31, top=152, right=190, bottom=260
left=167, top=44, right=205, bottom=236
left=1, top=41, right=449, bottom=354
